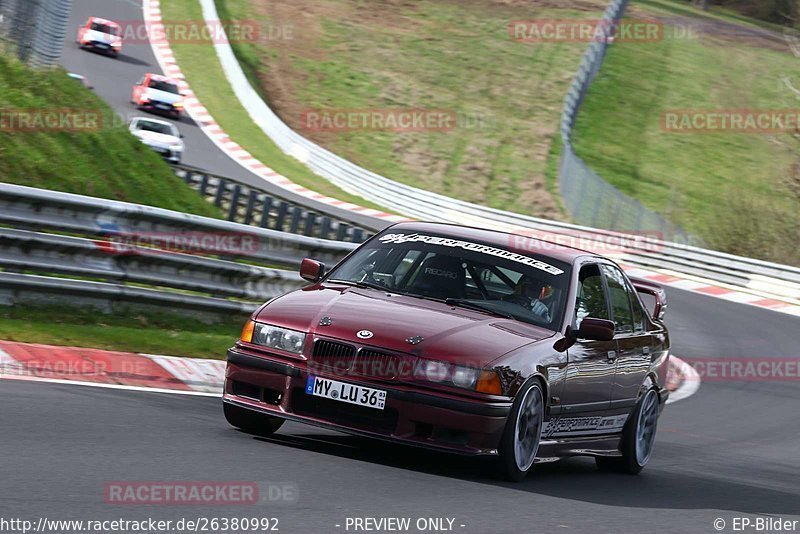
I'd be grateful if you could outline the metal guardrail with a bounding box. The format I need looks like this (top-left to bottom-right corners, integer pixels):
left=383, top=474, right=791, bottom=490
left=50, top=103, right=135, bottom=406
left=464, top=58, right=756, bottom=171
left=172, top=164, right=374, bottom=243
left=0, top=0, right=71, bottom=67
left=557, top=0, right=691, bottom=242
left=196, top=0, right=695, bottom=248
left=0, top=183, right=357, bottom=316
left=190, top=0, right=800, bottom=303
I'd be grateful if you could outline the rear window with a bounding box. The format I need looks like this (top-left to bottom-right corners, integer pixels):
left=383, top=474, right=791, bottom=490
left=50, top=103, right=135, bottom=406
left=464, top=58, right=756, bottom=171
left=91, top=22, right=118, bottom=35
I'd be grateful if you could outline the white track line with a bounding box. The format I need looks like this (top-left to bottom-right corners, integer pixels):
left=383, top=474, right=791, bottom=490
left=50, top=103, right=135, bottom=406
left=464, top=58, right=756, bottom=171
left=0, top=374, right=221, bottom=397
left=666, top=356, right=701, bottom=404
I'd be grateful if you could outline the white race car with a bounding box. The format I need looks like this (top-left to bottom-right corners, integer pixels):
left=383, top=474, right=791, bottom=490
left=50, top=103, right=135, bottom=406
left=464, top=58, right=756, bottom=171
left=129, top=117, right=185, bottom=164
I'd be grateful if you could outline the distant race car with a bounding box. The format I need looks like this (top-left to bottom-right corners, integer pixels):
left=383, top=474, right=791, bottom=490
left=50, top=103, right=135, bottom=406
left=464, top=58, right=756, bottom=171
left=76, top=17, right=122, bottom=57
left=129, top=117, right=185, bottom=164
left=131, top=73, right=185, bottom=118
left=223, top=222, right=672, bottom=481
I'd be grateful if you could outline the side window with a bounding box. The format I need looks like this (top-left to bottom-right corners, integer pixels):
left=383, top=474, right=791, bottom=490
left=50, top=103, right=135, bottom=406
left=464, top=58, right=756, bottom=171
left=575, top=264, right=609, bottom=328
left=629, top=285, right=646, bottom=332
left=601, top=265, right=634, bottom=334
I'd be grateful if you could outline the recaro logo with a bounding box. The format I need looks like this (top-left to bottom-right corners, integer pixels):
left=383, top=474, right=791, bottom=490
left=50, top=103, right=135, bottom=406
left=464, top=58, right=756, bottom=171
left=424, top=268, right=458, bottom=279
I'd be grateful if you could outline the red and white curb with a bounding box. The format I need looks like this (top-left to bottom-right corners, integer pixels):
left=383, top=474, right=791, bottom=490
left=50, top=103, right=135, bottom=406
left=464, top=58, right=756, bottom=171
left=141, top=0, right=406, bottom=224
left=0, top=341, right=699, bottom=404
left=0, top=341, right=223, bottom=396
left=620, top=264, right=800, bottom=318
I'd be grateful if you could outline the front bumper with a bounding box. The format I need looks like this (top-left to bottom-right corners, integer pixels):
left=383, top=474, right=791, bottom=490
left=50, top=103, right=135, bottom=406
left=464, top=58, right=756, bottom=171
left=142, top=143, right=182, bottom=163
left=137, top=101, right=182, bottom=117
left=82, top=41, right=119, bottom=55
left=224, top=348, right=512, bottom=455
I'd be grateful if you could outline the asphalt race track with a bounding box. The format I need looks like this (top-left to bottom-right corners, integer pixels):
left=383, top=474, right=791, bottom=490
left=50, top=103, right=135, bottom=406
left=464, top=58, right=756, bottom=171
left=3, top=284, right=798, bottom=533
left=3, top=0, right=795, bottom=532
left=59, top=0, right=386, bottom=230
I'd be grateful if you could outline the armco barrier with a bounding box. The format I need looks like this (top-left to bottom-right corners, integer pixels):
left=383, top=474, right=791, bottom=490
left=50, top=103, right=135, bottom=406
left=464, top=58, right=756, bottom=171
left=0, top=183, right=357, bottom=316
left=557, top=0, right=690, bottom=241
left=172, top=164, right=373, bottom=242
left=0, top=0, right=71, bottom=67
left=193, top=0, right=698, bottom=252
left=131, top=0, right=800, bottom=315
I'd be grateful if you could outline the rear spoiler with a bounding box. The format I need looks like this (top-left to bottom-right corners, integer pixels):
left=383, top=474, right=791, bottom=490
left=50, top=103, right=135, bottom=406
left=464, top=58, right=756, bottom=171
left=630, top=277, right=667, bottom=321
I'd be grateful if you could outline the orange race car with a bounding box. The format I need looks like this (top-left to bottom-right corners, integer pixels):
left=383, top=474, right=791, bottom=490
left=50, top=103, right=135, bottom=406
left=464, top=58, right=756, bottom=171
left=76, top=16, right=122, bottom=57
left=131, top=73, right=185, bottom=118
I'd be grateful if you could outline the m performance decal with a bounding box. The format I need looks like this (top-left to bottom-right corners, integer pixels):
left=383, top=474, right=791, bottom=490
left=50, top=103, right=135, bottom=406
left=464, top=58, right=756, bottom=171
left=378, top=233, right=565, bottom=276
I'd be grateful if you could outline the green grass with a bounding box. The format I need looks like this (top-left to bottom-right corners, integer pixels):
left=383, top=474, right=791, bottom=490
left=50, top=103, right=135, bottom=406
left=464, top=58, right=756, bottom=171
left=572, top=0, right=800, bottom=264
left=168, top=0, right=613, bottom=220
left=0, top=53, right=222, bottom=217
left=159, top=0, right=394, bottom=213
left=0, top=305, right=243, bottom=359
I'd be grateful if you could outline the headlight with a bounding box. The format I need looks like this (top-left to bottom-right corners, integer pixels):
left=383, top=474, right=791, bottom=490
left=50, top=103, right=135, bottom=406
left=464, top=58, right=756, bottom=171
left=241, top=321, right=307, bottom=355
left=414, top=359, right=485, bottom=392
left=170, top=143, right=184, bottom=151
left=452, top=366, right=479, bottom=389
left=173, top=102, right=184, bottom=108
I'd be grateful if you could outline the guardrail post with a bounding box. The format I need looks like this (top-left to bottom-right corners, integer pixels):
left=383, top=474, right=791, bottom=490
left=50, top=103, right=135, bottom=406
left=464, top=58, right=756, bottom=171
left=244, top=190, right=258, bottom=225
left=303, top=212, right=317, bottom=236
left=228, top=184, right=242, bottom=221
left=289, top=207, right=302, bottom=234
left=275, top=202, right=289, bottom=231
left=199, top=174, right=209, bottom=196
left=260, top=197, right=274, bottom=228
left=319, top=217, right=332, bottom=240
left=336, top=223, right=350, bottom=242
left=213, top=179, right=225, bottom=208
left=352, top=228, right=364, bottom=243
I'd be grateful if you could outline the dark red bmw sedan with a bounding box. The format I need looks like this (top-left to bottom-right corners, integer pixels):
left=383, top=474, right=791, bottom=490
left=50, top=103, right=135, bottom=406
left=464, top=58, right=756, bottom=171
left=223, top=222, right=670, bottom=480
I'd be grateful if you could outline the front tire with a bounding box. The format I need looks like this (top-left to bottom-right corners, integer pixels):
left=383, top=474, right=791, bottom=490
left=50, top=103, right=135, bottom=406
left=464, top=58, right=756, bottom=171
left=223, top=402, right=284, bottom=437
left=596, top=388, right=660, bottom=474
left=498, top=381, right=544, bottom=481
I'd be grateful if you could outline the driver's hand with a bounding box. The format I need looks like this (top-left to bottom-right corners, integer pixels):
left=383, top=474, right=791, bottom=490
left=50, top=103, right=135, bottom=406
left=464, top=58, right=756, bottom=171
left=530, top=299, right=551, bottom=322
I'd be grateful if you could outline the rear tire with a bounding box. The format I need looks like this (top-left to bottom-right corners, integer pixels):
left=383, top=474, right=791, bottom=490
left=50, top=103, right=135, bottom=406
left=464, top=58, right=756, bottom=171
left=223, top=402, right=284, bottom=437
left=596, top=388, right=660, bottom=474
left=497, top=381, right=544, bottom=482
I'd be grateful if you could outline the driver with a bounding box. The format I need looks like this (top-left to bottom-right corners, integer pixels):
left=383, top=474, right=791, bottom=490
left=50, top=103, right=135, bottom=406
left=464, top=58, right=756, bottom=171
left=503, top=275, right=552, bottom=322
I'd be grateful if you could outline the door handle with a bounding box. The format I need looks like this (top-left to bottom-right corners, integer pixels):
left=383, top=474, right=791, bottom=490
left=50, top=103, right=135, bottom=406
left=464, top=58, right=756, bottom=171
left=607, top=350, right=617, bottom=362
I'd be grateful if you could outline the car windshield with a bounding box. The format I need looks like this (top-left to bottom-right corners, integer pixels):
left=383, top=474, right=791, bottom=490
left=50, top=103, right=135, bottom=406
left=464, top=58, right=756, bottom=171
left=148, top=80, right=179, bottom=94
left=326, top=231, right=572, bottom=328
left=91, top=22, right=118, bottom=35
left=135, top=120, right=176, bottom=136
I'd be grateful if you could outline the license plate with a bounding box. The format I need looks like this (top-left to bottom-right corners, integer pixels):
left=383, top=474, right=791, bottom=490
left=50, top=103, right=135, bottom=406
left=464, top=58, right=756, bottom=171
left=155, top=103, right=169, bottom=110
left=305, top=376, right=386, bottom=410
left=95, top=43, right=109, bottom=48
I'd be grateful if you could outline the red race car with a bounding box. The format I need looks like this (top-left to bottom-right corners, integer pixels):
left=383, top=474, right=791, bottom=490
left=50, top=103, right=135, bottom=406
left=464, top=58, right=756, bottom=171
left=223, top=222, right=671, bottom=481
left=76, top=17, right=122, bottom=57
left=131, top=73, right=185, bottom=118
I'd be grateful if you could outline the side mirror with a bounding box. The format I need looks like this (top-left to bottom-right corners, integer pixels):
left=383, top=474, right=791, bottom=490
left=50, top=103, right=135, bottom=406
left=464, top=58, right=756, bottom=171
left=300, top=258, right=325, bottom=283
left=577, top=317, right=615, bottom=341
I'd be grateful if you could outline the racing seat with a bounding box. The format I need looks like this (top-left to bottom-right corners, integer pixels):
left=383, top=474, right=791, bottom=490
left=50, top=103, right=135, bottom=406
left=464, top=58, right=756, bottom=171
left=408, top=255, right=465, bottom=300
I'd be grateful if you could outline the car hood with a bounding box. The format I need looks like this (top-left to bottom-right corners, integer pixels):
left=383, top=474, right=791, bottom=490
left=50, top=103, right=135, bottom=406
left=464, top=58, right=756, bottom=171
left=255, top=285, right=555, bottom=368
left=145, top=89, right=182, bottom=104
left=133, top=130, right=181, bottom=147
left=85, top=30, right=119, bottom=44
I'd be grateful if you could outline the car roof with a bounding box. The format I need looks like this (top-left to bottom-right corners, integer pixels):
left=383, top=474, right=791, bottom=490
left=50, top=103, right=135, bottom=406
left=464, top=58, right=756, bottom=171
left=130, top=116, right=174, bottom=126
left=88, top=17, right=119, bottom=27
left=147, top=73, right=178, bottom=84
left=384, top=221, right=601, bottom=265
